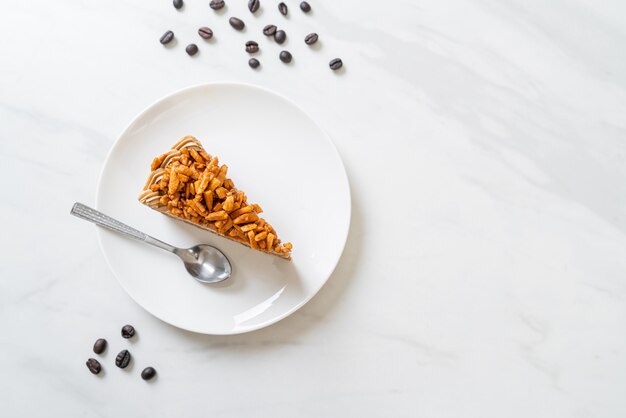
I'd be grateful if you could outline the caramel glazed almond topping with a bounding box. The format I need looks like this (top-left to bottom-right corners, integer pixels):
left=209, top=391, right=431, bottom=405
left=138, top=136, right=292, bottom=259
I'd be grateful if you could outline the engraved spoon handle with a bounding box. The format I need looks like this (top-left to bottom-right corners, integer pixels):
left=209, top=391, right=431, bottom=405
left=70, top=202, right=177, bottom=253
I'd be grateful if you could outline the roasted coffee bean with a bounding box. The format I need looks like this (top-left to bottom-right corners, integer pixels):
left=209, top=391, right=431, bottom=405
left=86, top=358, right=102, bottom=375
left=248, top=0, right=260, bottom=13
left=115, top=349, right=131, bottom=369
left=229, top=17, right=245, bottom=30
left=173, top=0, right=183, bottom=10
left=121, top=324, right=135, bottom=339
left=141, top=367, right=157, bottom=381
left=279, top=50, right=292, bottom=63
left=300, top=1, right=311, bottom=13
left=93, top=338, right=107, bottom=354
left=186, top=43, right=199, bottom=56
left=304, top=32, right=318, bottom=45
left=198, top=27, right=213, bottom=39
left=278, top=2, right=288, bottom=15
left=209, top=0, right=225, bottom=10
left=329, top=58, right=343, bottom=70
left=248, top=58, right=260, bottom=69
left=263, top=24, right=277, bottom=36
left=160, top=30, right=174, bottom=45
left=245, top=41, right=259, bottom=53
left=274, top=30, right=286, bottom=44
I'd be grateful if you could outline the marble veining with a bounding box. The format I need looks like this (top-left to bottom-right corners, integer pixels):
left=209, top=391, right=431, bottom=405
left=1, top=0, right=625, bottom=417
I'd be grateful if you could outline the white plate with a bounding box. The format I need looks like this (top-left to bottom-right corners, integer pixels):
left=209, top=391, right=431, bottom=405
left=96, top=83, right=350, bottom=335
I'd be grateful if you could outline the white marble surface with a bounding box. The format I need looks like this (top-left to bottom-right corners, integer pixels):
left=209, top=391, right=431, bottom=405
left=1, top=0, right=625, bottom=416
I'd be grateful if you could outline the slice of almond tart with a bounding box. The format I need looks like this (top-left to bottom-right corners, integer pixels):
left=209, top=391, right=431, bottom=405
left=138, top=136, right=292, bottom=260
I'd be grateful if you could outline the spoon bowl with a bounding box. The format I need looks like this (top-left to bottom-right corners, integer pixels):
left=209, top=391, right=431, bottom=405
left=176, top=245, right=232, bottom=283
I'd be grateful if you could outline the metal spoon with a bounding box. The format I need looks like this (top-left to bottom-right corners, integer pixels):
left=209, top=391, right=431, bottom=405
left=70, top=202, right=232, bottom=283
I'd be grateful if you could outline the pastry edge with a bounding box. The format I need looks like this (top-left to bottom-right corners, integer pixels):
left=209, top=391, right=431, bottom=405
left=138, top=199, right=292, bottom=261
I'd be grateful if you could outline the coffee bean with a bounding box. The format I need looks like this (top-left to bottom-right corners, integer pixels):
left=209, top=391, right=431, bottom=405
left=263, top=24, right=277, bottom=36
left=141, top=367, right=157, bottom=381
left=209, top=0, right=225, bottom=10
left=279, top=50, right=292, bottom=63
left=329, top=58, right=343, bottom=70
left=278, top=2, right=288, bottom=15
left=274, top=30, right=286, bottom=44
left=93, top=338, right=107, bottom=354
left=300, top=1, right=311, bottom=13
left=121, top=324, right=135, bottom=339
left=304, top=32, right=318, bottom=45
left=160, top=30, right=174, bottom=45
left=186, top=44, right=199, bottom=56
left=86, top=358, right=102, bottom=375
left=115, top=349, right=131, bottom=369
left=248, top=58, right=260, bottom=69
left=173, top=0, right=183, bottom=10
left=198, top=27, right=213, bottom=39
left=245, top=41, right=259, bottom=53
left=229, top=17, right=245, bottom=30
left=248, top=0, right=260, bottom=13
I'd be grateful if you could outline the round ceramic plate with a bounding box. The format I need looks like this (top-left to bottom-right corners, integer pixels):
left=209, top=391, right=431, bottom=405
left=96, top=83, right=350, bottom=334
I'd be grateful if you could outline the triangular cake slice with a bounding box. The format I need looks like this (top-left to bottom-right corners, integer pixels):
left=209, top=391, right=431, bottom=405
left=138, top=136, right=292, bottom=259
